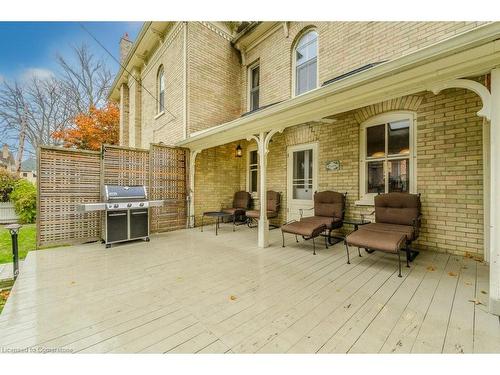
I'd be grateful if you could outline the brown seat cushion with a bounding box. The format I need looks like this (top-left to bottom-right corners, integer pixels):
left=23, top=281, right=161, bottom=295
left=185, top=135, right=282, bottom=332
left=374, top=193, right=420, bottom=226
left=358, top=222, right=415, bottom=241
left=281, top=221, right=326, bottom=238
left=299, top=215, right=342, bottom=230
left=314, top=191, right=345, bottom=219
left=233, top=191, right=251, bottom=209
left=346, top=230, right=406, bottom=254
left=222, top=208, right=246, bottom=215
left=246, top=210, right=278, bottom=219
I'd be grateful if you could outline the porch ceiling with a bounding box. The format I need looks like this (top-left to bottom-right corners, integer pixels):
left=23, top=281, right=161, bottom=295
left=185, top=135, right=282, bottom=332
left=176, top=22, right=500, bottom=151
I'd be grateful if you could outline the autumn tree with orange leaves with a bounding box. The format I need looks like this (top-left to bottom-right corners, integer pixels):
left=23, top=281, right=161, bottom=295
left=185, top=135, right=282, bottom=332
left=53, top=102, right=119, bottom=151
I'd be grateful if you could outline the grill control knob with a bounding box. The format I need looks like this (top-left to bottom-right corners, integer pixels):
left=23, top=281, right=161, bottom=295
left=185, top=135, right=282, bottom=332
left=113, top=204, right=119, bottom=209
left=127, top=203, right=132, bottom=208
left=139, top=202, right=144, bottom=207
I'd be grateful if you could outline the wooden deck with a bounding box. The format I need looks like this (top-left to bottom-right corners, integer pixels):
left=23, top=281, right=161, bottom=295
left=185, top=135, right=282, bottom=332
left=0, top=226, right=499, bottom=353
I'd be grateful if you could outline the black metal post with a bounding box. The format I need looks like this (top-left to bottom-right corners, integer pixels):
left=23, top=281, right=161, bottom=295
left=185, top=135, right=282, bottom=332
left=6, top=224, right=22, bottom=280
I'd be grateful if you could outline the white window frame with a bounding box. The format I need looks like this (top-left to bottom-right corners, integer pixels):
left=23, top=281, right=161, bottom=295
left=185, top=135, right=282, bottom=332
left=247, top=145, right=259, bottom=197
left=247, top=61, right=260, bottom=112
left=292, top=29, right=319, bottom=98
left=356, top=111, right=417, bottom=206
left=157, top=65, right=165, bottom=115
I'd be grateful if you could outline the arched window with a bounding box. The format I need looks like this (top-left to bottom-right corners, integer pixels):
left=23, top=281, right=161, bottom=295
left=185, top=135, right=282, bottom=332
left=294, top=30, right=318, bottom=96
left=157, top=65, right=165, bottom=113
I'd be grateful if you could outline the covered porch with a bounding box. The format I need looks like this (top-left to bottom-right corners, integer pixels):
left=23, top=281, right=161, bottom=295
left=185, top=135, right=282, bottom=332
left=179, top=23, right=500, bottom=316
left=0, top=227, right=498, bottom=353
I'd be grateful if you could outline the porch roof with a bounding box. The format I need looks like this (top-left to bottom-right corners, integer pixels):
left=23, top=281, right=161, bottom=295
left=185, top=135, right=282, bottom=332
left=176, top=22, right=500, bottom=151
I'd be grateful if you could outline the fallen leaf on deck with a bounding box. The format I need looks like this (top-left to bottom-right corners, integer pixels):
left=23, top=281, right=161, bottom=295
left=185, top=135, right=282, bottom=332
left=481, top=290, right=487, bottom=295
left=448, top=272, right=457, bottom=277
left=465, top=282, right=472, bottom=286
left=230, top=295, right=237, bottom=300
left=70, top=281, right=76, bottom=285
left=426, top=265, right=436, bottom=271
left=468, top=299, right=483, bottom=305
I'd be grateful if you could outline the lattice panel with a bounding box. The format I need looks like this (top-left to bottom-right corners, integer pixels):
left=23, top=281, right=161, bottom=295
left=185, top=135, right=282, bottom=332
left=37, top=147, right=102, bottom=247
left=149, top=144, right=188, bottom=233
left=102, top=145, right=150, bottom=186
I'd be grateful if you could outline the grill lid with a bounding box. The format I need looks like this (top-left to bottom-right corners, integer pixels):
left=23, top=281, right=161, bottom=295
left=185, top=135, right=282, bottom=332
left=105, top=185, right=147, bottom=201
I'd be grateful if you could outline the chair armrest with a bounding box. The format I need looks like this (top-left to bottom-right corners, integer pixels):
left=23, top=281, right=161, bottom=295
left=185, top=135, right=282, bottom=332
left=299, top=207, right=314, bottom=218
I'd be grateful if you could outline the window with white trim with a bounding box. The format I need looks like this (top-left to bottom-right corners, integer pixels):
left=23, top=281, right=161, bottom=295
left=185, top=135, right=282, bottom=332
left=248, top=149, right=258, bottom=195
left=248, top=63, right=260, bottom=111
left=294, top=30, right=318, bottom=96
left=359, top=112, right=416, bottom=204
left=157, top=65, right=165, bottom=113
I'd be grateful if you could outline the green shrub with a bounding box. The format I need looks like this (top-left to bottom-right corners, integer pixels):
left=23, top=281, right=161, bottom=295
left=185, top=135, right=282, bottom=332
left=0, top=169, right=19, bottom=202
left=9, top=179, right=36, bottom=224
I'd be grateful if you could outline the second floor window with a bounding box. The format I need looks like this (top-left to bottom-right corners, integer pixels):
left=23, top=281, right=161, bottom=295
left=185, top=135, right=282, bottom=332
left=295, top=30, right=318, bottom=96
left=249, top=63, right=260, bottom=111
left=158, top=66, right=165, bottom=113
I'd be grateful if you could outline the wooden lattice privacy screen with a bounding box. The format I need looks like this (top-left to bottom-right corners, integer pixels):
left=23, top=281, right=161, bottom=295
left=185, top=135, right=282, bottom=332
left=37, top=144, right=189, bottom=248
left=37, top=147, right=102, bottom=247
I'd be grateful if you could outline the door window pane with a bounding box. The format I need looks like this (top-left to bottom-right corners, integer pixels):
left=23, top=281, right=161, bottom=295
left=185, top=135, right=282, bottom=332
left=293, top=149, right=313, bottom=200
left=250, top=170, right=258, bottom=193
left=367, top=161, right=384, bottom=193
left=388, top=159, right=410, bottom=192
left=366, top=124, right=385, bottom=158
left=249, top=150, right=258, bottom=193
left=388, top=120, right=410, bottom=155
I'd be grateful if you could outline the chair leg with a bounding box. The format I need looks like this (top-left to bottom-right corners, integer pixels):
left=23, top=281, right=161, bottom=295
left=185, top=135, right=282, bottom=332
left=405, top=243, right=410, bottom=268
left=324, top=231, right=328, bottom=249
left=233, top=215, right=236, bottom=232
left=358, top=247, right=362, bottom=257
left=312, top=237, right=316, bottom=255
left=344, top=240, right=350, bottom=264
left=282, top=231, right=285, bottom=248
left=295, top=234, right=299, bottom=243
left=397, top=250, right=402, bottom=278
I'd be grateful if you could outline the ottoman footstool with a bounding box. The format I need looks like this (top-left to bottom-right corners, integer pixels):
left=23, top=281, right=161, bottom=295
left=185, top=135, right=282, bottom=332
left=345, top=229, right=409, bottom=277
left=281, top=221, right=328, bottom=255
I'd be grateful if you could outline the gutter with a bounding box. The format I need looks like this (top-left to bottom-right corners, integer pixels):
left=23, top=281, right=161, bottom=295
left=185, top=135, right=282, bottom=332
left=177, top=21, right=500, bottom=148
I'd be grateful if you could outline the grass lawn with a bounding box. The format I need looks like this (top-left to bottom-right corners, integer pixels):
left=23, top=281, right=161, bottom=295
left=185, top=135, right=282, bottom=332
left=0, top=224, right=36, bottom=264
left=0, top=279, right=14, bottom=314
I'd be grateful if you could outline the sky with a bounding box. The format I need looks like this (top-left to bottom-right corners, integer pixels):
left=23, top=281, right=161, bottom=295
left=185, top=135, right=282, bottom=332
left=0, top=22, right=142, bottom=83
left=0, top=22, right=143, bottom=158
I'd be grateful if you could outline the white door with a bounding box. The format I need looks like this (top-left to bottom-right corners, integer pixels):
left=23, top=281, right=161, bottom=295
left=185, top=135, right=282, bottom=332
left=287, top=143, right=318, bottom=221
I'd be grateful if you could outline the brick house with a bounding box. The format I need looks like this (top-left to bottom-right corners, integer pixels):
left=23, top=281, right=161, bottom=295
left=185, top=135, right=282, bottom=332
left=108, top=21, right=500, bottom=315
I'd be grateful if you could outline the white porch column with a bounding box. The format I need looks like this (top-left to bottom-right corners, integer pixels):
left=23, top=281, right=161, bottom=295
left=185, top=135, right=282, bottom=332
left=188, top=149, right=200, bottom=228
left=257, top=132, right=269, bottom=248
left=489, top=68, right=500, bottom=315
left=248, top=128, right=283, bottom=248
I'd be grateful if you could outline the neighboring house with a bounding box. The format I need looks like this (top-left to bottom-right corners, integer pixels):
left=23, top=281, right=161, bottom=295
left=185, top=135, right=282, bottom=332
left=0, top=144, right=16, bottom=173
left=20, top=157, right=37, bottom=185
left=109, top=22, right=500, bottom=315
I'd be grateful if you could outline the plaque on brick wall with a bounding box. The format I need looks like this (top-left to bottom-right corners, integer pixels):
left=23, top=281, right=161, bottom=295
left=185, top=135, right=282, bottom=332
left=326, top=160, right=340, bottom=171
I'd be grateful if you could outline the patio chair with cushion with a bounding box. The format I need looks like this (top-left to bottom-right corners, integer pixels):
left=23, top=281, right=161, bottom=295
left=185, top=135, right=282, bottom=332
left=298, top=190, right=347, bottom=245
left=246, top=190, right=281, bottom=229
left=221, top=191, right=251, bottom=230
left=344, top=192, right=422, bottom=277
left=280, top=190, right=346, bottom=255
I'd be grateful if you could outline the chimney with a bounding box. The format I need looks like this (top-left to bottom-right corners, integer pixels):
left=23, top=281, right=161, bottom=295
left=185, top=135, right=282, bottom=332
left=2, top=144, right=9, bottom=160
left=120, top=33, right=133, bottom=63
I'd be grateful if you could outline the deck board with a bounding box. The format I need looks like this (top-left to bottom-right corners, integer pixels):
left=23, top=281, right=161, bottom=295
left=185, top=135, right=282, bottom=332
left=0, top=227, right=496, bottom=353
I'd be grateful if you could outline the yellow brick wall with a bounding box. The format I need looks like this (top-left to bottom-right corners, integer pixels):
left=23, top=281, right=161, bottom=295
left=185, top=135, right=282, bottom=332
left=194, top=88, right=485, bottom=258
left=242, top=21, right=487, bottom=110
left=187, top=22, right=242, bottom=134
left=140, top=23, right=185, bottom=147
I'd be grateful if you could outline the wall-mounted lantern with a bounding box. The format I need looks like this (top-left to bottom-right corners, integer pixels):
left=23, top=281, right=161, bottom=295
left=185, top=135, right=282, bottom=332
left=235, top=144, right=242, bottom=158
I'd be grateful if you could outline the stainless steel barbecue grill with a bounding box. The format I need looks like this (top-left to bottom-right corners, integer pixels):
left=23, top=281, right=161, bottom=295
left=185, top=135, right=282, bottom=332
left=78, top=185, right=163, bottom=248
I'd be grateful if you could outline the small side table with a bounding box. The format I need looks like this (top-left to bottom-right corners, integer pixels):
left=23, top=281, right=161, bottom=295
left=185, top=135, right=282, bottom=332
left=201, top=211, right=233, bottom=235
left=344, top=218, right=371, bottom=232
